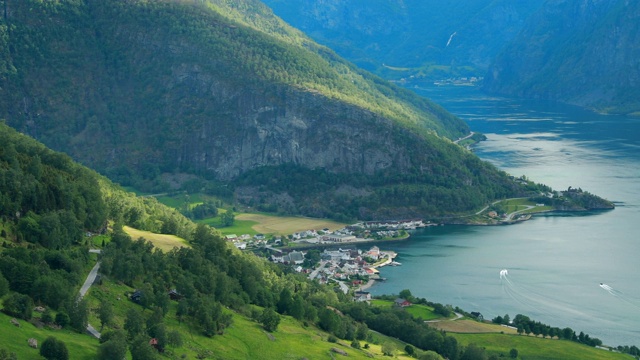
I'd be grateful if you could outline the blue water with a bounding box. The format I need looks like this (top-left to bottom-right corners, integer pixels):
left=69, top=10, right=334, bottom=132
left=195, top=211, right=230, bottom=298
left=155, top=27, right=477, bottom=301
left=370, top=86, right=640, bottom=347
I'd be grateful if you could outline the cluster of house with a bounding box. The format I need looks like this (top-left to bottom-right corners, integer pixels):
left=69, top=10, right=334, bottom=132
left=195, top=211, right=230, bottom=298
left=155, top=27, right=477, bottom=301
left=269, top=245, right=398, bottom=298
left=223, top=218, right=432, bottom=250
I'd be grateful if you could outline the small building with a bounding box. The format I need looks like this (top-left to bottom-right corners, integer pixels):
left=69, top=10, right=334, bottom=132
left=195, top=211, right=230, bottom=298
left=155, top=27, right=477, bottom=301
left=131, top=290, right=143, bottom=303
left=168, top=289, right=182, bottom=301
left=354, top=291, right=371, bottom=302
left=394, top=298, right=411, bottom=307
left=225, top=234, right=238, bottom=241
left=286, top=251, right=305, bottom=265
left=470, top=312, right=484, bottom=321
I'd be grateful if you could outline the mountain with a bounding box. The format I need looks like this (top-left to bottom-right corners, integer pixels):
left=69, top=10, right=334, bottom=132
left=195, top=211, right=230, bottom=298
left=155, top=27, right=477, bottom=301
left=0, top=122, right=627, bottom=360
left=262, top=0, right=545, bottom=80
left=0, top=0, right=531, bottom=220
left=484, top=0, right=640, bottom=114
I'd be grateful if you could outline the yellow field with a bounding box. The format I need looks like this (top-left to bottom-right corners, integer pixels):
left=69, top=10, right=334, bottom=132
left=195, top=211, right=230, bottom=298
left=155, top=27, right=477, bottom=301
left=235, top=213, right=347, bottom=235
left=429, top=320, right=518, bottom=335
left=123, top=226, right=189, bottom=252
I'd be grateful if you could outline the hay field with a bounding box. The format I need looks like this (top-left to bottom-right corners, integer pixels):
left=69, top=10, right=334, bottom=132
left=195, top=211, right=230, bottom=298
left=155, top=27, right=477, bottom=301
left=235, top=213, right=347, bottom=235
left=123, top=226, right=189, bottom=252
left=429, top=320, right=518, bottom=334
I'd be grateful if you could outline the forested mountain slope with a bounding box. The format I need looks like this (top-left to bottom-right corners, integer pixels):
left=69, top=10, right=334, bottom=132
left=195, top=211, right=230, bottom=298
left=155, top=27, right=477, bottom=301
left=484, top=0, right=640, bottom=114
left=0, top=114, right=623, bottom=360
left=262, top=0, right=545, bottom=80
left=0, top=0, right=533, bottom=219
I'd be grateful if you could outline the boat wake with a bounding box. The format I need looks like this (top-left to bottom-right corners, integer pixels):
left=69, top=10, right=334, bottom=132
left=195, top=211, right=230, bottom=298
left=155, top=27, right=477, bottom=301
left=499, top=269, right=590, bottom=318
left=599, top=283, right=640, bottom=310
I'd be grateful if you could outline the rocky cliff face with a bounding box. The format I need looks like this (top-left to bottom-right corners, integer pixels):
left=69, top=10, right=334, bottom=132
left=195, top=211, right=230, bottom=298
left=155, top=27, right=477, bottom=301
left=484, top=0, right=640, bottom=114
left=0, top=0, right=467, bottom=184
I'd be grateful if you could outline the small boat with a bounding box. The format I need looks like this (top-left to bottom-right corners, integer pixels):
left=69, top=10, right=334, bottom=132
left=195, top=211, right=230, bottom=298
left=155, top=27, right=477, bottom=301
left=390, top=261, right=402, bottom=266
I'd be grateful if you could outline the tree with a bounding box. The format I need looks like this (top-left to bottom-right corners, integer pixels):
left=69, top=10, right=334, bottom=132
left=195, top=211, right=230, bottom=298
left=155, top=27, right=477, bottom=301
left=399, top=289, right=413, bottom=301
left=130, top=335, right=158, bottom=360
left=2, top=292, right=33, bottom=320
left=420, top=351, right=445, bottom=360
left=509, top=348, right=518, bottom=358
left=0, top=272, right=8, bottom=298
left=125, top=308, right=145, bottom=339
left=97, top=331, right=127, bottom=360
left=67, top=298, right=89, bottom=332
left=461, top=343, right=487, bottom=360
left=382, top=342, right=396, bottom=356
left=405, top=344, right=415, bottom=356
left=260, top=308, right=280, bottom=332
left=98, top=299, right=114, bottom=330
left=55, top=312, right=70, bottom=327
left=167, top=330, right=183, bottom=348
left=276, top=288, right=293, bottom=315
left=40, top=337, right=69, bottom=360
left=220, top=211, right=235, bottom=227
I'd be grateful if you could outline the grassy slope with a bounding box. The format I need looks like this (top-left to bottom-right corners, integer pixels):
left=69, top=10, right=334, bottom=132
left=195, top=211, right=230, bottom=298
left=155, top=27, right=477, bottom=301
left=85, top=280, right=415, bottom=359
left=452, top=333, right=629, bottom=360
left=122, top=226, right=190, bottom=252
left=0, top=312, right=98, bottom=360
left=370, top=300, right=443, bottom=321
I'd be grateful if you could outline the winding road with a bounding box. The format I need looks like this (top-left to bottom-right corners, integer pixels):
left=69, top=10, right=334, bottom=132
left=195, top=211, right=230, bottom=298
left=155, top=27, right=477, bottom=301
left=80, top=249, right=101, bottom=339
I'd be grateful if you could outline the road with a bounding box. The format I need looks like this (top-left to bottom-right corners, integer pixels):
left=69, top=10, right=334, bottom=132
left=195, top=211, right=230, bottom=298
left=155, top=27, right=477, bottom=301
left=308, top=260, right=327, bottom=280
left=80, top=249, right=101, bottom=339
left=453, top=131, right=474, bottom=144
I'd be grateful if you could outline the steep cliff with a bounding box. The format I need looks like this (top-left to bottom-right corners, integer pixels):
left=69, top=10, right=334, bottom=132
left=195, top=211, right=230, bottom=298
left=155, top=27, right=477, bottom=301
left=484, top=0, right=640, bottom=114
left=262, top=0, right=545, bottom=79
left=0, top=0, right=528, bottom=219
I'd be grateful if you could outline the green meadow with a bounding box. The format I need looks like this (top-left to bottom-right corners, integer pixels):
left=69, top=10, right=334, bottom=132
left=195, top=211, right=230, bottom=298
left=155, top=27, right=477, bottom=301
left=370, top=299, right=443, bottom=321
left=451, top=333, right=629, bottom=360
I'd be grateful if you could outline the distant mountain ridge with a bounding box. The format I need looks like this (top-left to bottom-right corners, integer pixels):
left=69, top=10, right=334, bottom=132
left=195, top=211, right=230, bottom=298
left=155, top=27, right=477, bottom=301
left=262, top=0, right=545, bottom=79
left=484, top=0, right=640, bottom=114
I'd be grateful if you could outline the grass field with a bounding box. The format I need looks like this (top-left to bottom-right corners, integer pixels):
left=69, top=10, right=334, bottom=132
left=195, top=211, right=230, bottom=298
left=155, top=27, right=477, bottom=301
left=200, top=217, right=261, bottom=236
left=370, top=300, right=443, bottom=321
left=0, top=312, right=99, bottom=359
left=494, top=198, right=554, bottom=214
left=451, top=333, right=629, bottom=360
left=429, top=320, right=518, bottom=334
left=233, top=213, right=347, bottom=236
left=123, top=226, right=189, bottom=252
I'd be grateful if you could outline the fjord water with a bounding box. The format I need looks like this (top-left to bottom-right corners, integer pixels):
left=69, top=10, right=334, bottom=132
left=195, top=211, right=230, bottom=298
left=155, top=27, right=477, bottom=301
left=370, top=86, right=640, bottom=346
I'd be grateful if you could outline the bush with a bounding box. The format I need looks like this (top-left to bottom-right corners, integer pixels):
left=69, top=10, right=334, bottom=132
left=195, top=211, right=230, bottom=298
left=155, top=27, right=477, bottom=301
left=55, top=312, right=70, bottom=327
left=328, top=335, right=338, bottom=343
left=40, top=337, right=69, bottom=360
left=510, top=348, right=518, bottom=358
left=2, top=293, right=33, bottom=320
left=351, top=340, right=361, bottom=349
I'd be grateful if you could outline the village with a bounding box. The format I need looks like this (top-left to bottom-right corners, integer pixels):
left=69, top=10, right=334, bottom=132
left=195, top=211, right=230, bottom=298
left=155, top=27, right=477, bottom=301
left=223, top=219, right=433, bottom=301
left=224, top=218, right=431, bottom=250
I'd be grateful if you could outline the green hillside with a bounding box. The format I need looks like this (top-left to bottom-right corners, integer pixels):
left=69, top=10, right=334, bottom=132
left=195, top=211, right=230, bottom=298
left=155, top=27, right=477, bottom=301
left=0, top=0, right=546, bottom=220
left=0, top=119, right=631, bottom=359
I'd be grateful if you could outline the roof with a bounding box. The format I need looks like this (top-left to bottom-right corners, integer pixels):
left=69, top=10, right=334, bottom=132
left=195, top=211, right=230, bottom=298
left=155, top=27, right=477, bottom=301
left=288, top=251, right=304, bottom=262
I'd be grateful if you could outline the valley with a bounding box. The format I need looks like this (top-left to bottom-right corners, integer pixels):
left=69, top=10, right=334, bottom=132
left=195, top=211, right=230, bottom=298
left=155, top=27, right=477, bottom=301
left=1, top=0, right=638, bottom=359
